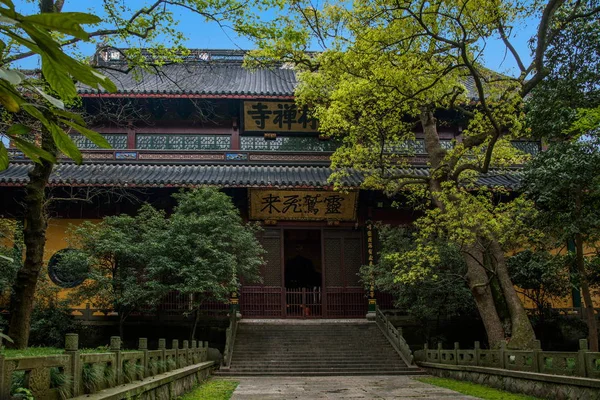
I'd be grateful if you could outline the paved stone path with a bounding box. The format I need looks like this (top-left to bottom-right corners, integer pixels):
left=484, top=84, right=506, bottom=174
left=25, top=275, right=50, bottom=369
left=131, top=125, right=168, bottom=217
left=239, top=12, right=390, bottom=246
left=218, top=375, right=479, bottom=399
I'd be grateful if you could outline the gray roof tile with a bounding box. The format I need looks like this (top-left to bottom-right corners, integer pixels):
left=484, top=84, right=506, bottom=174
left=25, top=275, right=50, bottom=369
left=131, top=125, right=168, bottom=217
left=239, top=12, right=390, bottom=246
left=0, top=163, right=520, bottom=189
left=79, top=64, right=297, bottom=97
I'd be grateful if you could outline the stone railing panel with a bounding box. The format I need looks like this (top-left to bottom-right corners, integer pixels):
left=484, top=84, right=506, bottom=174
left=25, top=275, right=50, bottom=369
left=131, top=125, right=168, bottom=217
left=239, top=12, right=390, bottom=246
left=3, top=355, right=70, bottom=399
left=422, top=339, right=600, bottom=380
left=374, top=306, right=414, bottom=365
left=539, top=351, right=579, bottom=376
left=584, top=351, right=600, bottom=379
left=1, top=334, right=211, bottom=399
left=457, top=350, right=477, bottom=366
left=505, top=350, right=535, bottom=372
left=479, top=350, right=502, bottom=368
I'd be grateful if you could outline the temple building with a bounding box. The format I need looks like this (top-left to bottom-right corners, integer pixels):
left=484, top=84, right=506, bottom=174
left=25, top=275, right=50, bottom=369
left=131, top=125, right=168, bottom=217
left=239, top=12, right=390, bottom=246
left=0, top=49, right=548, bottom=324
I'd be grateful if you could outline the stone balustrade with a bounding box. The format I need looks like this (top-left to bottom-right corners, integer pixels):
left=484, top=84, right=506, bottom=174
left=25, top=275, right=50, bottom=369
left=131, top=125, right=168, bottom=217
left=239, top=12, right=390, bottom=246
left=419, top=339, right=600, bottom=379
left=1, top=334, right=209, bottom=399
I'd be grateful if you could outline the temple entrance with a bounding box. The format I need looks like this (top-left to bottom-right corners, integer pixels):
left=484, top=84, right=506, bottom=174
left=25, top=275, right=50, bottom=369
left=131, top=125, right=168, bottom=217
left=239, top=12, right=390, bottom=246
left=284, top=229, right=322, bottom=317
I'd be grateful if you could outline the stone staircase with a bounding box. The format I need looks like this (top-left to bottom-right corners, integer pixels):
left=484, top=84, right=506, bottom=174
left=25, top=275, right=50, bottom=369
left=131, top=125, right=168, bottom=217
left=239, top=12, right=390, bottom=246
left=218, top=320, right=421, bottom=376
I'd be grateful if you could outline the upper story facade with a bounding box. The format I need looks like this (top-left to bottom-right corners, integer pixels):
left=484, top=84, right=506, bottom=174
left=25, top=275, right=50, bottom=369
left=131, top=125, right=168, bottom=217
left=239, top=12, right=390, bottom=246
left=8, top=49, right=539, bottom=167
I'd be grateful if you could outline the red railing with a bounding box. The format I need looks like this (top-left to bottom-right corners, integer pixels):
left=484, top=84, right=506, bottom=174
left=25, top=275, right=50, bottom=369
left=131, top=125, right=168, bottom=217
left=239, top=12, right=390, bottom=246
left=286, top=288, right=322, bottom=318
left=326, top=287, right=367, bottom=317
left=240, top=286, right=283, bottom=317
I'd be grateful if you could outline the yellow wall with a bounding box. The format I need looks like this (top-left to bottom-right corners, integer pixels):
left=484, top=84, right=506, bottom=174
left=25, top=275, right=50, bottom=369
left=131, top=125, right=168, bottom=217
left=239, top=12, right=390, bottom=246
left=44, top=219, right=100, bottom=301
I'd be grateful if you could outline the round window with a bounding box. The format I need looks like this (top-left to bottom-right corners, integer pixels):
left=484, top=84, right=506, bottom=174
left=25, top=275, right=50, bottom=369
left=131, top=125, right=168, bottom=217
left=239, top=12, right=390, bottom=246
left=47, top=248, right=89, bottom=288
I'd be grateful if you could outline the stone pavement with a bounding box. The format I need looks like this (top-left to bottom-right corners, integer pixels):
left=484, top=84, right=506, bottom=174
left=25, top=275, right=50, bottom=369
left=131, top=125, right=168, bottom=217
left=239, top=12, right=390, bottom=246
left=219, top=375, right=479, bottom=399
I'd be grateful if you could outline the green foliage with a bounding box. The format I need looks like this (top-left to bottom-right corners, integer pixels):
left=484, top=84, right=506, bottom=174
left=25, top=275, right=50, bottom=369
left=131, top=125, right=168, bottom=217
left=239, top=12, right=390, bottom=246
left=11, top=387, right=34, bottom=400
left=2, top=347, right=63, bottom=358
left=150, top=188, right=264, bottom=309
left=0, top=1, right=116, bottom=169
left=526, top=1, right=600, bottom=140
left=507, top=250, right=571, bottom=314
left=522, top=139, right=600, bottom=244
left=0, top=220, right=23, bottom=293
left=177, top=379, right=238, bottom=400
left=123, top=360, right=144, bottom=383
left=28, top=301, right=77, bottom=348
left=167, top=357, right=177, bottom=371
left=362, top=225, right=475, bottom=324
left=416, top=377, right=543, bottom=400
left=81, top=362, right=105, bottom=394
left=50, top=367, right=73, bottom=400
left=60, top=188, right=263, bottom=337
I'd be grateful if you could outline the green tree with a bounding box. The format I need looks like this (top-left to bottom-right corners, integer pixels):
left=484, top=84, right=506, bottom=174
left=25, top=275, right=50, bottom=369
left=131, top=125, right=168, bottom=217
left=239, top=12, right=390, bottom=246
left=61, top=188, right=263, bottom=339
left=2, top=0, right=273, bottom=348
left=362, top=225, right=475, bottom=343
left=522, top=139, right=600, bottom=351
left=62, top=206, right=169, bottom=339
left=507, top=250, right=571, bottom=317
left=238, top=0, right=599, bottom=348
left=149, top=188, right=263, bottom=340
left=239, top=0, right=600, bottom=349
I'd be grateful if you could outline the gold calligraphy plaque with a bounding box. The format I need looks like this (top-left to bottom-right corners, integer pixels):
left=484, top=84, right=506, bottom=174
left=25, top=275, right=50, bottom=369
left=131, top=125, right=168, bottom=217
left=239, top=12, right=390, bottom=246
left=249, top=190, right=357, bottom=221
left=243, top=101, right=318, bottom=132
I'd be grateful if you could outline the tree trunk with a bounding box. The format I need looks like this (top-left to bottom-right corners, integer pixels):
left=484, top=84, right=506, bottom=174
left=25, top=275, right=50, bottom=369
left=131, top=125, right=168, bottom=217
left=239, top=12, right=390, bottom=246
left=8, top=130, right=55, bottom=348
left=490, top=239, right=537, bottom=349
left=420, top=108, right=508, bottom=348
left=190, top=308, right=200, bottom=342
left=462, top=244, right=505, bottom=348
left=575, top=232, right=599, bottom=352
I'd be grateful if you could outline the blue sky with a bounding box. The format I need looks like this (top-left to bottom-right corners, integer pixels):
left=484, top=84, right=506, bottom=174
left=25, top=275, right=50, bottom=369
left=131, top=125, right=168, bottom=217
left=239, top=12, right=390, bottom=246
left=13, top=0, right=538, bottom=76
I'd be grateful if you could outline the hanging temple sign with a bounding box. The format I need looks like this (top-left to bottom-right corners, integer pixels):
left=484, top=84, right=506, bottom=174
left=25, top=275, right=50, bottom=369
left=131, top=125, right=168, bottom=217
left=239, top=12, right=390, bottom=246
left=249, top=190, right=358, bottom=221
left=243, top=101, right=319, bottom=132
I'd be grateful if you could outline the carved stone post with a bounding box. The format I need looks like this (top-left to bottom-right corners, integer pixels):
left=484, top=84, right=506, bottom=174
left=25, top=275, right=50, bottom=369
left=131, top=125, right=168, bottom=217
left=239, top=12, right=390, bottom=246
left=182, top=340, right=189, bottom=367
left=158, top=339, right=166, bottom=373
left=454, top=342, right=460, bottom=365
left=577, top=339, right=589, bottom=377
left=474, top=341, right=480, bottom=366
left=65, top=333, right=80, bottom=397
left=437, top=342, right=442, bottom=363
left=532, top=339, right=541, bottom=373
left=138, top=338, right=148, bottom=378
left=110, top=336, right=123, bottom=384
left=172, top=339, right=179, bottom=368
left=191, top=340, right=197, bottom=364
left=499, top=341, right=506, bottom=369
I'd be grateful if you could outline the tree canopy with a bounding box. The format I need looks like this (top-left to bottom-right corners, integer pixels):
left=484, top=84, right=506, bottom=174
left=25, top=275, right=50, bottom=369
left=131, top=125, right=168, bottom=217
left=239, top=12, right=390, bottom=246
left=60, top=188, right=264, bottom=339
left=238, top=0, right=600, bottom=349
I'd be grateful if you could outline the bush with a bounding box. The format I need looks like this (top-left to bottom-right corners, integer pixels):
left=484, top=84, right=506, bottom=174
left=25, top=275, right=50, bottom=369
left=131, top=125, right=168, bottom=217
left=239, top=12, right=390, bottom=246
left=28, top=302, right=77, bottom=348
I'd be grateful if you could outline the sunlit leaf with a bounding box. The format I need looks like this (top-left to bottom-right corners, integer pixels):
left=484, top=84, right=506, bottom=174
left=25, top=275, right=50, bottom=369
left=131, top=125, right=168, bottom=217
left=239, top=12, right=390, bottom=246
left=49, top=123, right=82, bottom=163
left=0, top=142, right=8, bottom=170
left=9, top=136, right=56, bottom=164
left=7, top=123, right=30, bottom=136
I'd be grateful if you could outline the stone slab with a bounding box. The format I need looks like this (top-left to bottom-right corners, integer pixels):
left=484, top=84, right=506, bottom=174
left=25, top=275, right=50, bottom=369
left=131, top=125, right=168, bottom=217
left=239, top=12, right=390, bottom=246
left=218, top=375, right=479, bottom=399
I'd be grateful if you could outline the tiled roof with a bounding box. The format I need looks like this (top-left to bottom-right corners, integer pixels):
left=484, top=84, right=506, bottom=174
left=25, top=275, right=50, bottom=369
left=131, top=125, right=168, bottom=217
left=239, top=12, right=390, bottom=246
left=0, top=163, right=520, bottom=189
left=80, top=48, right=479, bottom=98
left=79, top=63, right=297, bottom=97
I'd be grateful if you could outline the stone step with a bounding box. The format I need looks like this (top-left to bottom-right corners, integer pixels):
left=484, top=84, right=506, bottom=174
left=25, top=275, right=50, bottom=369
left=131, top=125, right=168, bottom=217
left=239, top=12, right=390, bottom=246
left=215, top=370, right=423, bottom=376
left=228, top=321, right=410, bottom=376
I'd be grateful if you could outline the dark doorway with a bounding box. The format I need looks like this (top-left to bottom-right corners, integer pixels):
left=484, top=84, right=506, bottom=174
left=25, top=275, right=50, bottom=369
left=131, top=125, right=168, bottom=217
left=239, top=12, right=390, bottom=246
left=284, top=229, right=322, bottom=317
left=284, top=229, right=322, bottom=288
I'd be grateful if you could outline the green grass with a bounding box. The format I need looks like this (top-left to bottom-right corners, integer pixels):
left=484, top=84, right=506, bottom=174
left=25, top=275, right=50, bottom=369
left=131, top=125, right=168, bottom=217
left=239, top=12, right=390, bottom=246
left=3, top=347, right=63, bottom=358
left=3, top=347, right=142, bottom=358
left=177, top=379, right=238, bottom=400
left=416, top=377, right=545, bottom=400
